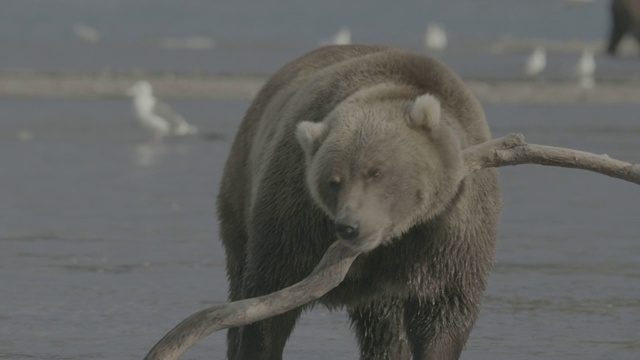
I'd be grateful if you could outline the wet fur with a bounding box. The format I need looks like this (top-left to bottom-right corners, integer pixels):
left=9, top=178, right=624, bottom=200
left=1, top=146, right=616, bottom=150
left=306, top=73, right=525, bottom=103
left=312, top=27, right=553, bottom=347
left=217, top=45, right=501, bottom=360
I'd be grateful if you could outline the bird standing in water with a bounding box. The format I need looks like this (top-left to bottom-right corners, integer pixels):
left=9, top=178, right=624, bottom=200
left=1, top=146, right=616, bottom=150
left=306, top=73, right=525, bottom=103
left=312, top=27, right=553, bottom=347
left=424, top=23, right=448, bottom=51
left=524, top=46, right=547, bottom=78
left=319, top=27, right=352, bottom=46
left=576, top=48, right=596, bottom=89
left=126, top=81, right=198, bottom=143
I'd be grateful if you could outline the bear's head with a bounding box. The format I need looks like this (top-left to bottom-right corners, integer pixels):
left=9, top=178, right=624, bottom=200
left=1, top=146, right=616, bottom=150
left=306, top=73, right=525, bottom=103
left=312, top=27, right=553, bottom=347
left=296, top=84, right=464, bottom=252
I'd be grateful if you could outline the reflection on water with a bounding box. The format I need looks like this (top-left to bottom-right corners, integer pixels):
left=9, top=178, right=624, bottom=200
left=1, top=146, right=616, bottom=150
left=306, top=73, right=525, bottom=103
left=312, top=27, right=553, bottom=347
left=130, top=143, right=187, bottom=168
left=0, top=99, right=639, bottom=359
left=131, top=142, right=192, bottom=167
left=132, top=143, right=166, bottom=167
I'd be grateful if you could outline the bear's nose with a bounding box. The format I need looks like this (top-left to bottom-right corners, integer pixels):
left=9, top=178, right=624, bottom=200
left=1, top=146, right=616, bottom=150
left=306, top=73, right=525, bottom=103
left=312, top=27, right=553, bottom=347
left=334, top=219, right=360, bottom=240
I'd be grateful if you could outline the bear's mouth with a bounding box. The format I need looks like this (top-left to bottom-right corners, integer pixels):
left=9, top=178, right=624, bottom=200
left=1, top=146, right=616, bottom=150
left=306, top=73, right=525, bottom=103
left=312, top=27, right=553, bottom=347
left=338, top=229, right=385, bottom=253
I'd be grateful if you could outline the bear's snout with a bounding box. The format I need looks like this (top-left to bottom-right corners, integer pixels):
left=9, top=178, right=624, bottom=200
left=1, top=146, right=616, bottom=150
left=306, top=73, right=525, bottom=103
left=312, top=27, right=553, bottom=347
left=334, top=218, right=360, bottom=240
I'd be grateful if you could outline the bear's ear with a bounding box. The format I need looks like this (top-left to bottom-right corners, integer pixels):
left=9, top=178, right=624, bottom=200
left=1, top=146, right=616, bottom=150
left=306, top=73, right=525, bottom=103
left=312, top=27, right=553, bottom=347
left=296, top=121, right=328, bottom=155
left=406, top=93, right=441, bottom=131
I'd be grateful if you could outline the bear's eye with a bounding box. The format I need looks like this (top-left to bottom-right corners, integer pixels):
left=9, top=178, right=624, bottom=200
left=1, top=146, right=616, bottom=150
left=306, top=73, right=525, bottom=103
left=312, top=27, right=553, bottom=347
left=327, top=176, right=341, bottom=191
left=366, top=169, right=381, bottom=180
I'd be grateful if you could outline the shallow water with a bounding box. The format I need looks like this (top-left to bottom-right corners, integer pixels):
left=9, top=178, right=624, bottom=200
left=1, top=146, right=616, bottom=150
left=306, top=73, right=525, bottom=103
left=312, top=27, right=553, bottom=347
left=1, top=98, right=639, bottom=359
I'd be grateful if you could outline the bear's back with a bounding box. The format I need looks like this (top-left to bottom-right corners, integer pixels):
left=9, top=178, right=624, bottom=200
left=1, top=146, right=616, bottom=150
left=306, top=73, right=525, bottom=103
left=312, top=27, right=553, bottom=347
left=251, top=46, right=490, bottom=165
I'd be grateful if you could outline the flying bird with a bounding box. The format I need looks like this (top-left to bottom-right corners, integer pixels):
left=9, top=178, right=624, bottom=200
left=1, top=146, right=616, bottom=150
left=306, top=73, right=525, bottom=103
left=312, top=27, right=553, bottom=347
left=126, top=81, right=198, bottom=143
left=320, top=27, right=352, bottom=46
left=424, top=23, right=447, bottom=51
left=524, top=46, right=547, bottom=77
left=576, top=47, right=596, bottom=88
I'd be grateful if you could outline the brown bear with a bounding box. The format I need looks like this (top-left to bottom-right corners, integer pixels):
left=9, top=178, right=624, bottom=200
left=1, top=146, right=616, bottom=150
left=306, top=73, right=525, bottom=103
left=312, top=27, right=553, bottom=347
left=607, top=0, right=640, bottom=56
left=217, top=45, right=501, bottom=360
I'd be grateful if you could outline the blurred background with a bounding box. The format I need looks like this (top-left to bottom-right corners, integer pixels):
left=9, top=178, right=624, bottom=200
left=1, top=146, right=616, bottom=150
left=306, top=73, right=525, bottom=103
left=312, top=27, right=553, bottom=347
left=1, top=1, right=639, bottom=359
left=0, top=0, right=638, bottom=77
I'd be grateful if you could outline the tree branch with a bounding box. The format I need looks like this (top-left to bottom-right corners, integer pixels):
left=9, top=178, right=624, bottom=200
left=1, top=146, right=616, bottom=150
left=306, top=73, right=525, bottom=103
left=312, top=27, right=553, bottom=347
left=144, top=241, right=361, bottom=360
left=143, top=132, right=640, bottom=360
left=462, top=133, right=640, bottom=184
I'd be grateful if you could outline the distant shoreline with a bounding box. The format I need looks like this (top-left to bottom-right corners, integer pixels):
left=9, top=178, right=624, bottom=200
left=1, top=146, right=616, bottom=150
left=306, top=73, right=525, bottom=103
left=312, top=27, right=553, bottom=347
left=1, top=70, right=640, bottom=104
left=0, top=71, right=265, bottom=101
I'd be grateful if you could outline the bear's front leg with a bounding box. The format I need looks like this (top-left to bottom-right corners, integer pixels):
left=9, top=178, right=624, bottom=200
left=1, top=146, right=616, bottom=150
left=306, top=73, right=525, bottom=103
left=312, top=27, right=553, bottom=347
left=228, top=250, right=305, bottom=360
left=403, top=295, right=480, bottom=360
left=230, top=309, right=302, bottom=360
left=348, top=300, right=410, bottom=360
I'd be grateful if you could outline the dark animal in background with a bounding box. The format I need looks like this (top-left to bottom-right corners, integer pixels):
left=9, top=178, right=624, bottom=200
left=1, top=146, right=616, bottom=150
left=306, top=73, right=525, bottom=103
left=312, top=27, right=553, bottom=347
left=607, top=0, right=640, bottom=55
left=217, top=45, right=501, bottom=360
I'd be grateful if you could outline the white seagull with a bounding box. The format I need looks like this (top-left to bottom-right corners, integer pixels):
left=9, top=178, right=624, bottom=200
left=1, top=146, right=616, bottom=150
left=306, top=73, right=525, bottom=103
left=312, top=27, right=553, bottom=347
left=424, top=23, right=447, bottom=51
left=126, top=81, right=198, bottom=143
left=73, top=23, right=100, bottom=44
left=524, top=46, right=546, bottom=77
left=576, top=47, right=596, bottom=89
left=320, top=27, right=352, bottom=46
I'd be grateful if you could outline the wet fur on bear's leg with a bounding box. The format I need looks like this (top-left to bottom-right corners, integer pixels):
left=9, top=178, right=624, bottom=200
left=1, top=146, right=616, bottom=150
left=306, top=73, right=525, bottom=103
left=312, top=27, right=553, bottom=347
left=231, top=309, right=302, bottom=360
left=348, top=300, right=411, bottom=360
left=404, top=296, right=477, bottom=360
left=229, top=237, right=308, bottom=360
left=217, top=200, right=249, bottom=359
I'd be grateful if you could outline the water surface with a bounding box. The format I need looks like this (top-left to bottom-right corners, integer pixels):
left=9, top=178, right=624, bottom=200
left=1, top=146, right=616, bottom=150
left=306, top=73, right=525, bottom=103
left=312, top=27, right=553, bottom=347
left=1, top=98, right=639, bottom=359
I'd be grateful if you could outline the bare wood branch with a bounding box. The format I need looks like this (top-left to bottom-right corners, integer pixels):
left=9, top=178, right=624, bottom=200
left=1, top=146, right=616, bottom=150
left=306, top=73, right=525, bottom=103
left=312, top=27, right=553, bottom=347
left=144, top=241, right=361, bottom=360
left=144, top=132, right=640, bottom=360
left=462, top=133, right=640, bottom=185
